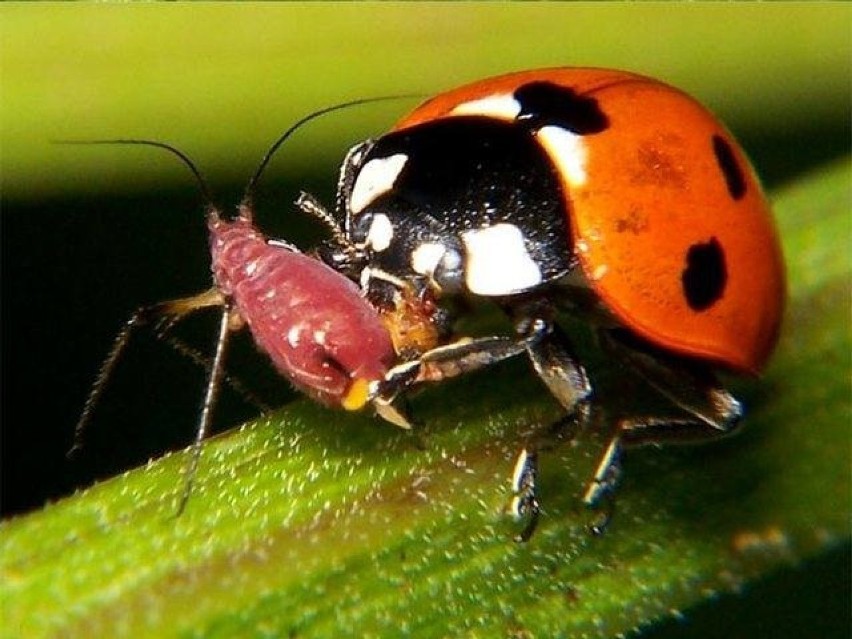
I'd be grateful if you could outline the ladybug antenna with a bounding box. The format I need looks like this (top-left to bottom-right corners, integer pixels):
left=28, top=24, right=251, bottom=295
left=54, top=139, right=217, bottom=214
left=241, top=95, right=417, bottom=209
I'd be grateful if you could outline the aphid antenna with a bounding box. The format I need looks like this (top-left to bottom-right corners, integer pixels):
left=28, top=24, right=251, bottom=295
left=57, top=139, right=231, bottom=471
left=54, top=139, right=219, bottom=217
left=240, top=94, right=419, bottom=224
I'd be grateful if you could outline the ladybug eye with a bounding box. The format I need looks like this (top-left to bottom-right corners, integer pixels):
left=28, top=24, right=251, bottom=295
left=410, top=240, right=464, bottom=293
left=433, top=245, right=464, bottom=293
left=411, top=242, right=446, bottom=276
left=350, top=211, right=374, bottom=245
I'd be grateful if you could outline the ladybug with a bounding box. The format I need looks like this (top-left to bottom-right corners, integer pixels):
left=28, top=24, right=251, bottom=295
left=300, top=68, right=785, bottom=539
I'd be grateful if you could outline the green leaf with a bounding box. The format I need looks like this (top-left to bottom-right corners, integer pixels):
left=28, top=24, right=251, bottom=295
left=3, top=5, right=850, bottom=637
left=2, top=158, right=849, bottom=638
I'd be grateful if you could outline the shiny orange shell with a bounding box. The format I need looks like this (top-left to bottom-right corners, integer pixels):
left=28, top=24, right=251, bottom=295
left=394, top=68, right=785, bottom=374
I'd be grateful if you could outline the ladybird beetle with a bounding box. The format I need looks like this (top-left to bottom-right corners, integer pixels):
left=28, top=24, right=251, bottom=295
left=301, top=68, right=785, bottom=539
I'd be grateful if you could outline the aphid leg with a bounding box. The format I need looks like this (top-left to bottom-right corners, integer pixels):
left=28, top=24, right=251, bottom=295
left=512, top=319, right=593, bottom=540
left=177, top=302, right=234, bottom=515
left=581, top=330, right=744, bottom=534
left=155, top=332, right=271, bottom=414
left=70, top=288, right=226, bottom=457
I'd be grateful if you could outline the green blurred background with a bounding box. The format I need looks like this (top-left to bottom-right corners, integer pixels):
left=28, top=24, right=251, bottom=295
left=2, top=4, right=849, bottom=637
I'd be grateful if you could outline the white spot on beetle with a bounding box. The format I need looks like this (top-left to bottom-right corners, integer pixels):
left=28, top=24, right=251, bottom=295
left=450, top=94, right=521, bottom=121
left=538, top=126, right=587, bottom=187
left=461, top=224, right=541, bottom=295
left=365, top=213, right=394, bottom=252
left=350, top=153, right=408, bottom=214
left=411, top=242, right=446, bottom=277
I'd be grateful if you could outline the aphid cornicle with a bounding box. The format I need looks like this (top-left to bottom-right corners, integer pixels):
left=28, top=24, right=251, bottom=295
left=302, top=68, right=786, bottom=540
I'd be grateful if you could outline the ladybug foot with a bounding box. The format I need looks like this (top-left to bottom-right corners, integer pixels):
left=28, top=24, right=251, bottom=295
left=582, top=436, right=623, bottom=535
left=508, top=447, right=541, bottom=542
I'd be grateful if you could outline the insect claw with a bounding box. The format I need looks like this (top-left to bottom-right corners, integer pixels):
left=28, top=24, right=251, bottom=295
left=372, top=397, right=414, bottom=430
left=508, top=447, right=541, bottom=542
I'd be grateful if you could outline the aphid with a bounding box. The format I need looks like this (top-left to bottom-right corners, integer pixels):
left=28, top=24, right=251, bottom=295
left=71, top=102, right=417, bottom=510
left=303, top=68, right=786, bottom=539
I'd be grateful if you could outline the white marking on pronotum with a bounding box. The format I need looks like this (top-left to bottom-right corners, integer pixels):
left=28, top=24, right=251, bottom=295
left=450, top=94, right=521, bottom=121
left=365, top=213, right=394, bottom=252
left=461, top=223, right=542, bottom=295
left=410, top=242, right=446, bottom=278
left=349, top=153, right=408, bottom=214
left=537, top=126, right=588, bottom=187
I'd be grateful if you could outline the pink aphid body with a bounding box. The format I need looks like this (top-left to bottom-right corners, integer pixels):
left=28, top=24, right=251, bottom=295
left=69, top=129, right=404, bottom=514
left=209, top=206, right=395, bottom=409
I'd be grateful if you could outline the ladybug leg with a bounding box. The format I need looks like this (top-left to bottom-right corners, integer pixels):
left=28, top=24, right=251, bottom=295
left=376, top=320, right=595, bottom=541
left=508, top=448, right=540, bottom=542
left=581, top=435, right=623, bottom=535
left=372, top=335, right=531, bottom=436
left=376, top=335, right=527, bottom=406
left=522, top=319, right=593, bottom=414
left=581, top=331, right=745, bottom=533
left=602, top=330, right=744, bottom=444
left=508, top=318, right=593, bottom=540
left=376, top=321, right=589, bottom=409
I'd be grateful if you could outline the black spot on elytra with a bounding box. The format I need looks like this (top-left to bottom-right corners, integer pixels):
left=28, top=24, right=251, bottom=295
left=681, top=237, right=727, bottom=311
left=514, top=82, right=609, bottom=135
left=712, top=135, right=747, bottom=200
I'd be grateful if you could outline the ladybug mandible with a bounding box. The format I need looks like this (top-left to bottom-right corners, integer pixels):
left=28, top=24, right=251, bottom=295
left=302, top=68, right=785, bottom=539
